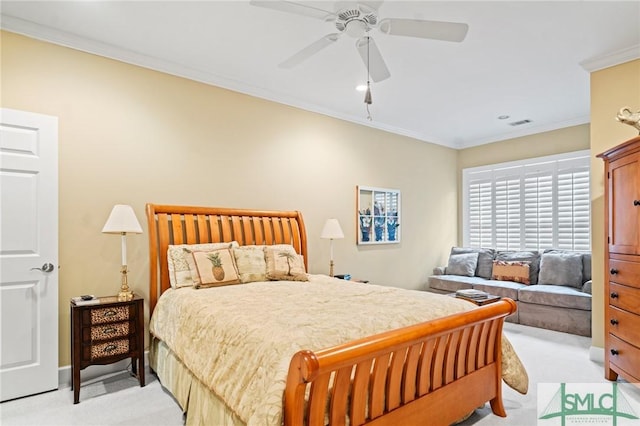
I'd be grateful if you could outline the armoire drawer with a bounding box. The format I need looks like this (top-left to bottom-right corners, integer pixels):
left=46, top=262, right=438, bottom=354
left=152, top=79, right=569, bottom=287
left=609, top=283, right=640, bottom=314
left=608, top=306, right=640, bottom=344
left=608, top=334, right=640, bottom=382
left=609, top=258, right=640, bottom=289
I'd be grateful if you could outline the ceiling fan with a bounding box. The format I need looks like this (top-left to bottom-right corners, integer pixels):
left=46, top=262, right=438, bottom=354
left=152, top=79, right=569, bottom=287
left=249, top=0, right=469, bottom=83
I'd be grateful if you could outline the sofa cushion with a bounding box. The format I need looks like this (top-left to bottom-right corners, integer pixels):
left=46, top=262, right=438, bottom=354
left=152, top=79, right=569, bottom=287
left=446, top=252, right=478, bottom=277
left=428, top=275, right=487, bottom=292
left=538, top=252, right=583, bottom=288
left=496, top=251, right=541, bottom=284
left=491, top=260, right=531, bottom=285
left=472, top=280, right=526, bottom=301
left=518, top=284, right=591, bottom=311
left=451, top=247, right=495, bottom=279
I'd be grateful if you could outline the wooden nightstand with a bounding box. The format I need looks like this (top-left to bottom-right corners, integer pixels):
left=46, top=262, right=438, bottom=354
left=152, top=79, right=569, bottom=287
left=70, top=295, right=145, bottom=404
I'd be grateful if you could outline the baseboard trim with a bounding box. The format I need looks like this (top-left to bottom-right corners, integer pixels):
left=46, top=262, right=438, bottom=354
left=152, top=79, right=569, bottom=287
left=58, top=351, right=150, bottom=388
left=589, top=345, right=605, bottom=363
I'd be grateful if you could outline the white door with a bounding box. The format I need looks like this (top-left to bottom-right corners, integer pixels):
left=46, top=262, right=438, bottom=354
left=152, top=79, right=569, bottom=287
left=0, top=108, right=58, bottom=401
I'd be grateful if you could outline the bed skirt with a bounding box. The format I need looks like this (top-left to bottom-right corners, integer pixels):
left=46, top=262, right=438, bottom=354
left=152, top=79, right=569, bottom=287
left=150, top=337, right=247, bottom=426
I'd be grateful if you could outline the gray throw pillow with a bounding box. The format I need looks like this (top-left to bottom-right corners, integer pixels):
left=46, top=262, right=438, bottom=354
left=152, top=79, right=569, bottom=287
left=543, top=249, right=591, bottom=283
left=447, top=252, right=479, bottom=277
left=496, top=251, right=541, bottom=284
left=450, top=247, right=495, bottom=279
left=538, top=252, right=584, bottom=288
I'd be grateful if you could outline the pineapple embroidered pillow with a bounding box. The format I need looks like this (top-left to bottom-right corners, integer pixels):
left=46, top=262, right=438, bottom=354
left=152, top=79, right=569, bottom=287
left=264, top=247, right=308, bottom=282
left=186, top=248, right=241, bottom=288
left=167, top=242, right=238, bottom=288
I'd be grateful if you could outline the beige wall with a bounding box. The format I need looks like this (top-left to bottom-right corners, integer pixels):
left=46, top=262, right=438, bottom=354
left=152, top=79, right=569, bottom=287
left=458, top=124, right=590, bottom=170
left=590, top=59, right=640, bottom=349
left=1, top=31, right=459, bottom=367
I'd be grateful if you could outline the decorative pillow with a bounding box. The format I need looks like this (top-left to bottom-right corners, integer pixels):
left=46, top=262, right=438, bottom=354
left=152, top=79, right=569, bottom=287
left=544, top=249, right=590, bottom=283
left=450, top=247, right=496, bottom=279
left=167, top=242, right=239, bottom=288
left=496, top=251, right=541, bottom=284
left=491, top=260, right=531, bottom=284
left=187, top=248, right=241, bottom=288
left=233, top=246, right=267, bottom=283
left=264, top=247, right=308, bottom=282
left=446, top=252, right=479, bottom=277
left=538, top=252, right=583, bottom=288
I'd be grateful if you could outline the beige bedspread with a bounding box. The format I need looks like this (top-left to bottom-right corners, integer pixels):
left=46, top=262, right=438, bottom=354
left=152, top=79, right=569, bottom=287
left=150, top=275, right=528, bottom=426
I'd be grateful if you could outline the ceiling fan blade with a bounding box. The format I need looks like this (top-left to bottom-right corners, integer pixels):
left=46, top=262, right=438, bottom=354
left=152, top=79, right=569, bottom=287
left=356, top=37, right=390, bottom=83
left=249, top=0, right=335, bottom=20
left=378, top=18, right=469, bottom=42
left=279, top=34, right=341, bottom=69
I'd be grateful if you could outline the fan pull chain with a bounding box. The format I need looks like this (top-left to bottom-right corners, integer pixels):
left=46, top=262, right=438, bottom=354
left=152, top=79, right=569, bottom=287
left=364, top=35, right=373, bottom=121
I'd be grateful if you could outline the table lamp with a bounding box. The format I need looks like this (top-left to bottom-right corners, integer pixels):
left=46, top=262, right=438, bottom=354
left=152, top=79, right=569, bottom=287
left=102, top=204, right=143, bottom=300
left=320, top=218, right=344, bottom=277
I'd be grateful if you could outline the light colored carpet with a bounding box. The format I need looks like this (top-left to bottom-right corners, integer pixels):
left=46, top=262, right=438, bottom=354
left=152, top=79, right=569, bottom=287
left=0, top=323, right=627, bottom=425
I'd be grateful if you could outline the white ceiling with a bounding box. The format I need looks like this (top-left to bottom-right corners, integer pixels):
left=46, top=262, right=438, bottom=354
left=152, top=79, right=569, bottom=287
left=1, top=1, right=639, bottom=148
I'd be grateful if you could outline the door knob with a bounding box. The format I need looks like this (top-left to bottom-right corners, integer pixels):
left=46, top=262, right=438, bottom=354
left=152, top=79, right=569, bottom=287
left=31, top=263, right=55, bottom=273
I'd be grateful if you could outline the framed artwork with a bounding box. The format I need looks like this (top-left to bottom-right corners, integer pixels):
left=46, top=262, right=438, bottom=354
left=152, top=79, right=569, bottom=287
left=357, top=185, right=401, bottom=245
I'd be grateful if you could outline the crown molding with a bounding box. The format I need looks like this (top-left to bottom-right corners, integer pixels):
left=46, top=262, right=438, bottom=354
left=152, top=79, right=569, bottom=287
left=580, top=44, right=640, bottom=72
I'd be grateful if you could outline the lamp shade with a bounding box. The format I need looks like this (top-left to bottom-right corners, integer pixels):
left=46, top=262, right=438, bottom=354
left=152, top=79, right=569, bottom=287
left=102, top=204, right=143, bottom=234
left=320, top=218, right=344, bottom=239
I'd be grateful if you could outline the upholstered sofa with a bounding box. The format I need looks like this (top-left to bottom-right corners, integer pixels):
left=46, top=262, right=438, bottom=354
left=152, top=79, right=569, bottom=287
left=427, top=247, right=592, bottom=336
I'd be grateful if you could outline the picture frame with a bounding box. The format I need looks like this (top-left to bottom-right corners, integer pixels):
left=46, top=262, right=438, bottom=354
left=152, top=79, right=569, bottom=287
left=357, top=185, right=401, bottom=245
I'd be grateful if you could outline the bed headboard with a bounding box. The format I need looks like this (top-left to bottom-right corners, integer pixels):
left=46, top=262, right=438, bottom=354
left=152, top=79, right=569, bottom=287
left=146, top=203, right=308, bottom=314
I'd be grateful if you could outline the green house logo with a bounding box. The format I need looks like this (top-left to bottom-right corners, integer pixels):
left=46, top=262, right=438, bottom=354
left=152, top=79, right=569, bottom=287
left=539, top=383, right=639, bottom=425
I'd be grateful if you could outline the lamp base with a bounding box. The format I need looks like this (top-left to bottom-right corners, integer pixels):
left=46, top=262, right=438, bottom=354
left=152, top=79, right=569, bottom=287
left=329, top=260, right=335, bottom=278
left=118, top=265, right=134, bottom=301
left=118, top=290, right=134, bottom=301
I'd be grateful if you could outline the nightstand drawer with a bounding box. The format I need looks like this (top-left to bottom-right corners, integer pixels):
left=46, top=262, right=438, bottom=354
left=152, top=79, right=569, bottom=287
left=87, top=338, right=130, bottom=360
left=85, top=305, right=132, bottom=324
left=84, top=321, right=134, bottom=341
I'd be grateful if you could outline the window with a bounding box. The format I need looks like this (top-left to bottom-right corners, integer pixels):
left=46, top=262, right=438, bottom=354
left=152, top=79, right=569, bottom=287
left=463, top=151, right=590, bottom=252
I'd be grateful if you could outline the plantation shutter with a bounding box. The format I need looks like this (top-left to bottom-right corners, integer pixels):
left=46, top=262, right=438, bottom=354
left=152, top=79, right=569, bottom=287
left=523, top=165, right=554, bottom=251
left=557, top=158, right=591, bottom=251
left=467, top=171, right=493, bottom=248
left=463, top=151, right=590, bottom=252
left=494, top=174, right=521, bottom=250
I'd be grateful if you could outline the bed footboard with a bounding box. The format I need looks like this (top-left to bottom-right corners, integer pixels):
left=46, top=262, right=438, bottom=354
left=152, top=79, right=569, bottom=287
left=284, top=298, right=517, bottom=426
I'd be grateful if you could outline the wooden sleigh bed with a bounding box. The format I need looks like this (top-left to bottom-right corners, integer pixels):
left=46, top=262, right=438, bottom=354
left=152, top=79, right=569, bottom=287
left=146, top=203, right=523, bottom=426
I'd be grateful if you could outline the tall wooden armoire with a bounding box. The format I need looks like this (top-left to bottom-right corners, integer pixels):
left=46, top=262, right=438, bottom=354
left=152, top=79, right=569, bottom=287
left=598, top=135, right=640, bottom=383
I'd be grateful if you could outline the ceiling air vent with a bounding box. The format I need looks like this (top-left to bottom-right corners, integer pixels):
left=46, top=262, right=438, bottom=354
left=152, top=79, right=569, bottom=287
left=508, top=119, right=532, bottom=126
